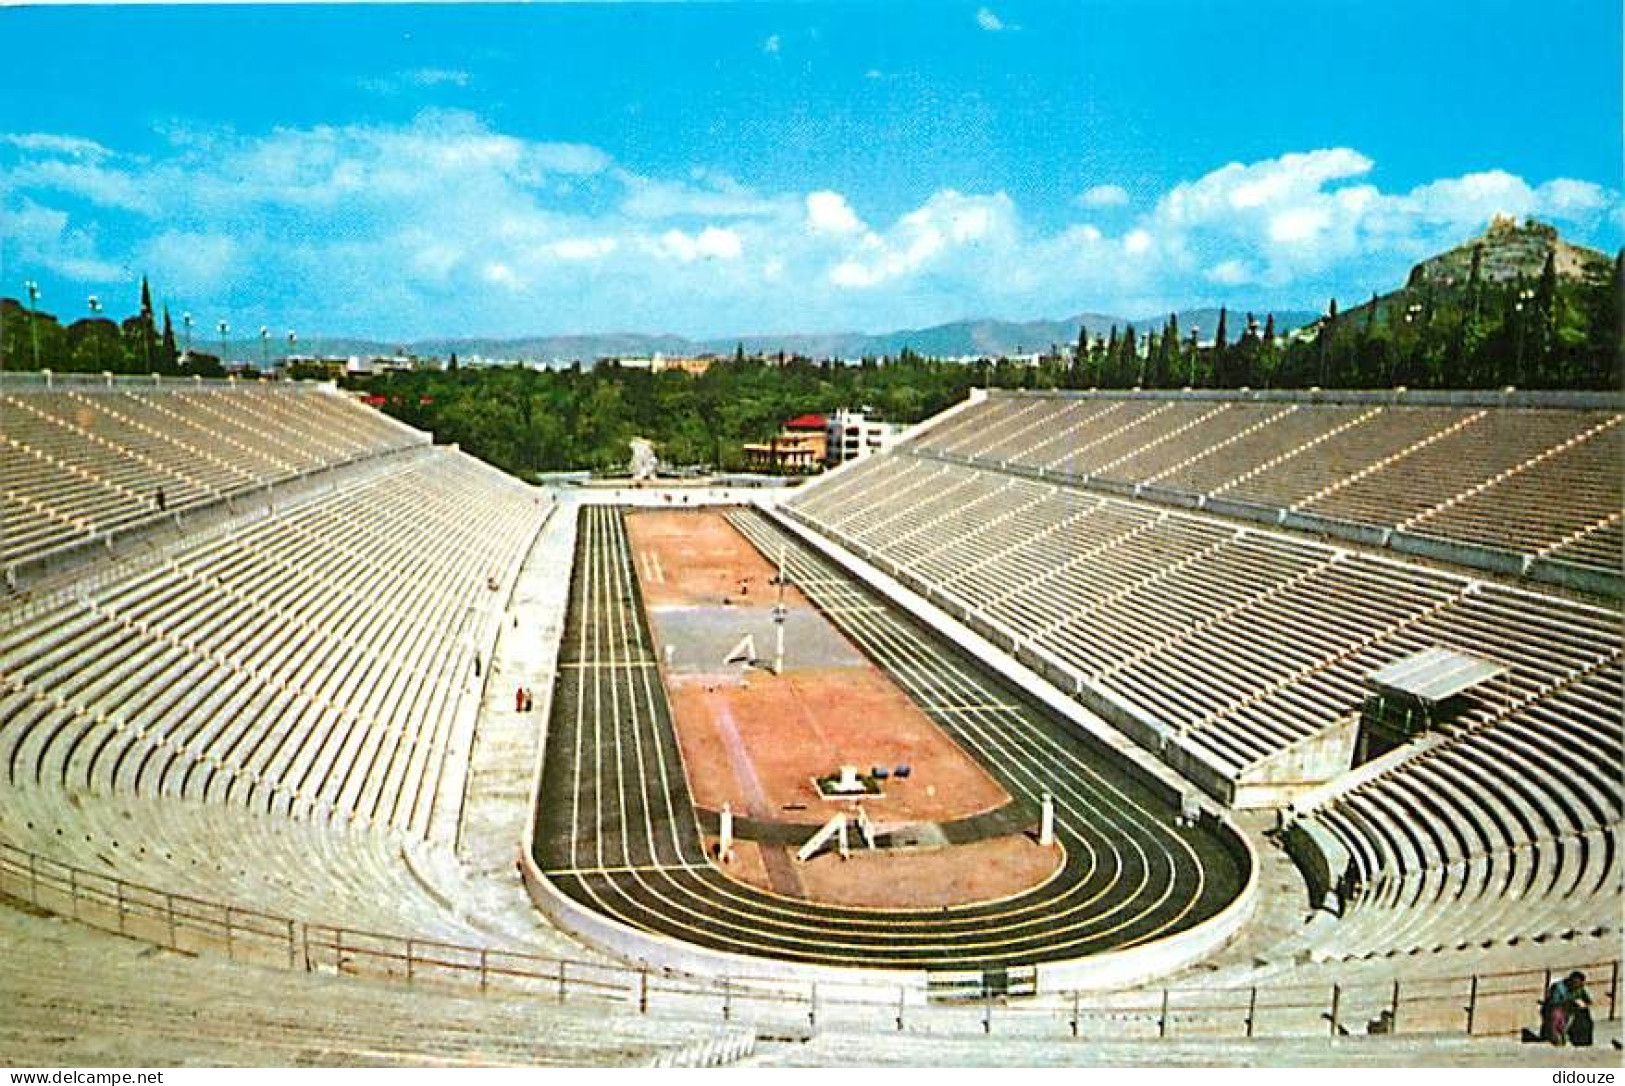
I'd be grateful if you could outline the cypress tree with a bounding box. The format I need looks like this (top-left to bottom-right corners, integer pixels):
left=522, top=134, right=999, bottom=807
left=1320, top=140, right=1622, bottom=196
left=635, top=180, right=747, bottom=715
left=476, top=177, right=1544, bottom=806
left=1155, top=313, right=1179, bottom=388
left=161, top=306, right=178, bottom=368
left=1467, top=243, right=1484, bottom=321
left=1318, top=298, right=1338, bottom=387
left=138, top=276, right=157, bottom=371
left=1610, top=251, right=1625, bottom=390
left=1535, top=248, right=1559, bottom=356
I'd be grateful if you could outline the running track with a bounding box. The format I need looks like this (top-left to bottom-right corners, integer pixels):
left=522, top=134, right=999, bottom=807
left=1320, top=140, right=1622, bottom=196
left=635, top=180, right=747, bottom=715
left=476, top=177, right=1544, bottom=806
left=532, top=505, right=1245, bottom=972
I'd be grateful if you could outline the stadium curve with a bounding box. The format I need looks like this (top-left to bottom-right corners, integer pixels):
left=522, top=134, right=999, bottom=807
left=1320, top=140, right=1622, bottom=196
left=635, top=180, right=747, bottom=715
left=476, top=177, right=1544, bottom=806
left=525, top=503, right=1249, bottom=978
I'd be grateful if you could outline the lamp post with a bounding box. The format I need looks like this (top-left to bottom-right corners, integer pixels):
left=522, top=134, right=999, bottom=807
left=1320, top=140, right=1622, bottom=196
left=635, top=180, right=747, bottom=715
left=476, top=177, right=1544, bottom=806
left=286, top=330, right=297, bottom=366
left=182, top=312, right=194, bottom=358
left=87, top=295, right=104, bottom=370
left=1188, top=326, right=1199, bottom=387
left=217, top=320, right=230, bottom=368
left=259, top=326, right=270, bottom=371
left=1512, top=287, right=1536, bottom=383
left=1400, top=304, right=1424, bottom=388
left=24, top=280, right=41, bottom=368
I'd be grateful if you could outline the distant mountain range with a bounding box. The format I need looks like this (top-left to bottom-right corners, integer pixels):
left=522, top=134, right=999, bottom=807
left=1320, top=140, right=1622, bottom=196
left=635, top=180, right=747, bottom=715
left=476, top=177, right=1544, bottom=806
left=283, top=307, right=1321, bottom=367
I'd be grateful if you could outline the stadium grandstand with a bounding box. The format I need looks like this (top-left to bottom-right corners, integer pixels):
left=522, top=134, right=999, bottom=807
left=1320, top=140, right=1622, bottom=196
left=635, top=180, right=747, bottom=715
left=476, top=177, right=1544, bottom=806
left=0, top=376, right=1619, bottom=1066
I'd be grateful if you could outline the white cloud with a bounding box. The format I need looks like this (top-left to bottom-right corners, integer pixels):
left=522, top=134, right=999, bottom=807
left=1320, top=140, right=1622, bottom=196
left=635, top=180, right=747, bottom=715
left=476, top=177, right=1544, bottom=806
left=411, top=68, right=470, bottom=88
left=763, top=34, right=780, bottom=55
left=525, top=143, right=612, bottom=176
left=358, top=68, right=471, bottom=95
left=0, top=196, right=125, bottom=282
left=1206, top=259, right=1252, bottom=286
left=619, top=170, right=787, bottom=220
left=1268, top=206, right=1328, bottom=243
left=546, top=237, right=618, bottom=261
left=1115, top=149, right=1622, bottom=296
left=975, top=7, right=1005, bottom=31
left=659, top=226, right=743, bottom=262
left=8, top=157, right=153, bottom=213
left=806, top=190, right=864, bottom=235
left=136, top=231, right=236, bottom=294
left=1536, top=178, right=1609, bottom=220
left=1, top=133, right=111, bottom=160
left=1077, top=184, right=1130, bottom=209
left=828, top=190, right=1015, bottom=289
left=2, top=119, right=1618, bottom=338
left=483, top=262, right=520, bottom=288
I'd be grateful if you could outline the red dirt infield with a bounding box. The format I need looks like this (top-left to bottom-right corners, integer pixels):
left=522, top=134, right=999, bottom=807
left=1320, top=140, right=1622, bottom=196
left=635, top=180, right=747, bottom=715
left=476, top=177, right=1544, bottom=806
left=625, top=509, right=1062, bottom=909
left=706, top=835, right=1064, bottom=911
left=666, top=670, right=1008, bottom=826
left=627, top=508, right=810, bottom=610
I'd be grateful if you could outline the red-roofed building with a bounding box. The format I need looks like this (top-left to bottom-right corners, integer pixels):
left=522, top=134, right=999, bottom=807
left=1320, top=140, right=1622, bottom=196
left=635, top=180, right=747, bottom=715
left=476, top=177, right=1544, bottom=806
left=743, top=413, right=829, bottom=473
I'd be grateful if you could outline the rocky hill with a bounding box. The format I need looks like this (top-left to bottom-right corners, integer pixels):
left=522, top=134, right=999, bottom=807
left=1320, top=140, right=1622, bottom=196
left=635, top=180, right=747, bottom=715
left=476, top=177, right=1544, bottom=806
left=1406, top=214, right=1610, bottom=290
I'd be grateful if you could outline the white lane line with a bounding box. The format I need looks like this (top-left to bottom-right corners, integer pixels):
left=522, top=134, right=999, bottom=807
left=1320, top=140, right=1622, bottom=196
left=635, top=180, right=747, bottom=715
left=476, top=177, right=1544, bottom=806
left=546, top=862, right=714, bottom=877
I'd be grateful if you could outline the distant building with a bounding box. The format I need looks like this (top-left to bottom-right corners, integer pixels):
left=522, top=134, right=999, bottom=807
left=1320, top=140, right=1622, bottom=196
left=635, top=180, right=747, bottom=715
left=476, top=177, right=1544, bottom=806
left=607, top=353, right=716, bottom=376
left=826, top=409, right=902, bottom=466
left=654, top=354, right=716, bottom=376
left=743, top=413, right=828, bottom=473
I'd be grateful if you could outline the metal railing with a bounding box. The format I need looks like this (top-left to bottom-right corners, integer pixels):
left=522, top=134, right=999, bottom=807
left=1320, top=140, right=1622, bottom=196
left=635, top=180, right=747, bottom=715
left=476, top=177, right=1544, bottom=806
left=1, top=839, right=1614, bottom=1042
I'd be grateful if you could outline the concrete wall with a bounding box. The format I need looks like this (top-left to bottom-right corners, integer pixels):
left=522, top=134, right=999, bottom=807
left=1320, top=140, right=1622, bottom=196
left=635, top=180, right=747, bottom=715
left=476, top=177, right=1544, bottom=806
left=1281, top=819, right=1350, bottom=914
left=1232, top=715, right=1362, bottom=810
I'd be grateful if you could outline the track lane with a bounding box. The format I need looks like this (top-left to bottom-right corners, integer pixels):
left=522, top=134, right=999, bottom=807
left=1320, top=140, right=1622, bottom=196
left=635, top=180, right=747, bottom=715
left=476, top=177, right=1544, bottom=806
left=533, top=505, right=1244, bottom=970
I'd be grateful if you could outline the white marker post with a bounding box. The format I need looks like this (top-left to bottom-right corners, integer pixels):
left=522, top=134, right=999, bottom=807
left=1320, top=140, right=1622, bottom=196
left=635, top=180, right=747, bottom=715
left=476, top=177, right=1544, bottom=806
left=773, top=545, right=788, bottom=675
left=1040, top=791, right=1056, bottom=847
left=797, top=813, right=849, bottom=863
left=719, top=802, right=735, bottom=864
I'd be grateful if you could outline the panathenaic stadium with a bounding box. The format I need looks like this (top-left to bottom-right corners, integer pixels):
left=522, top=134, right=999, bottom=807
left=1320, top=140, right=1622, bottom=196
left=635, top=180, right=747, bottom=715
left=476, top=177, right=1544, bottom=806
left=1, top=373, right=1619, bottom=1067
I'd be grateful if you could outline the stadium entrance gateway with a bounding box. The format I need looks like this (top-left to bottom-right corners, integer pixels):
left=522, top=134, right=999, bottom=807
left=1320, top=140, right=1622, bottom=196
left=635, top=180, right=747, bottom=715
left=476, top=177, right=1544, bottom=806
left=1357, top=646, right=1511, bottom=763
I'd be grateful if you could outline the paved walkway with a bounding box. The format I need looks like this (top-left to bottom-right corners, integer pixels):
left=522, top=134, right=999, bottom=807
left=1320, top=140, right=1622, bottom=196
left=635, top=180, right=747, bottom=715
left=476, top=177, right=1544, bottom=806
left=449, top=496, right=600, bottom=956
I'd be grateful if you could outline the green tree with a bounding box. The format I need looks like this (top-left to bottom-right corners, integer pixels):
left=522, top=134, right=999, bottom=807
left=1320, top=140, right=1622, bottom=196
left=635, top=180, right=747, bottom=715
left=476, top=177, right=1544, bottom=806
left=160, top=306, right=178, bottom=369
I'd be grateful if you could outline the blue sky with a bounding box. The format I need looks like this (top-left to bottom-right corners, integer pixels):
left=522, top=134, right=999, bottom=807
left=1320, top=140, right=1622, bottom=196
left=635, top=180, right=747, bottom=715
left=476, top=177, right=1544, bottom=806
left=2, top=1, right=1620, bottom=340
